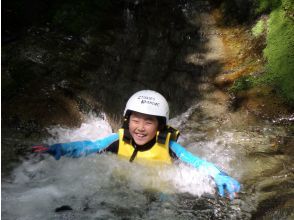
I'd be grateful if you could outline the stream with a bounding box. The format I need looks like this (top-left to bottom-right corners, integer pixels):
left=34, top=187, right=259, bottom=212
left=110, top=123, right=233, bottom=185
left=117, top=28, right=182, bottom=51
left=2, top=0, right=294, bottom=219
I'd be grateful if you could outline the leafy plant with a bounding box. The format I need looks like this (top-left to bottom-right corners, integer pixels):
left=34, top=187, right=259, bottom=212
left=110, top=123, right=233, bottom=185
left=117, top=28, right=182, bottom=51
left=229, top=75, right=255, bottom=93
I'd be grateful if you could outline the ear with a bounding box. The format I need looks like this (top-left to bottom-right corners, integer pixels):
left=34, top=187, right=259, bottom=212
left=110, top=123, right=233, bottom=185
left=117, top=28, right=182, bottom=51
left=122, top=117, right=129, bottom=129
left=122, top=111, right=132, bottom=129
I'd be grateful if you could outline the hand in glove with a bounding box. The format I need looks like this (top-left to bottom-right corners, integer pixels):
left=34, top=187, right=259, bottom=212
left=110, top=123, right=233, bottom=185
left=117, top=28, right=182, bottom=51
left=213, top=172, right=240, bottom=200
left=32, top=144, right=64, bottom=160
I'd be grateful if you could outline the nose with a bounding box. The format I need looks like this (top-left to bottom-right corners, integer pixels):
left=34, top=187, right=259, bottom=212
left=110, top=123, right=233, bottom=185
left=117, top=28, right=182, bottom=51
left=137, top=121, right=145, bottom=131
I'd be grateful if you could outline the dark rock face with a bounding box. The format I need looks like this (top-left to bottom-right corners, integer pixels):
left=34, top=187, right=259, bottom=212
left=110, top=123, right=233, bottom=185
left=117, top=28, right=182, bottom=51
left=2, top=0, right=209, bottom=126
left=2, top=0, right=215, bottom=173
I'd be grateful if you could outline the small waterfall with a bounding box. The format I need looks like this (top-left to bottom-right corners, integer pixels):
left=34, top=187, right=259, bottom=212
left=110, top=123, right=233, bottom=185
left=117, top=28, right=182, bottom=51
left=3, top=113, right=235, bottom=220
left=2, top=0, right=293, bottom=219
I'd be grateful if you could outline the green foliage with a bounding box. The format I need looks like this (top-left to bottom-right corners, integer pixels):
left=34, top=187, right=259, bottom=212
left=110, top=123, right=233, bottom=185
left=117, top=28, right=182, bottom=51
left=254, top=0, right=281, bottom=14
left=263, top=5, right=294, bottom=105
left=250, top=0, right=294, bottom=105
left=282, top=0, right=294, bottom=12
left=229, top=75, right=255, bottom=93
left=252, top=19, right=266, bottom=37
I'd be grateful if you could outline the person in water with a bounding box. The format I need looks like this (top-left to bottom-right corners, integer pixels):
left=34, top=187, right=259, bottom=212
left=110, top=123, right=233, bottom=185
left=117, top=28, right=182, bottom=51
left=33, top=90, right=240, bottom=199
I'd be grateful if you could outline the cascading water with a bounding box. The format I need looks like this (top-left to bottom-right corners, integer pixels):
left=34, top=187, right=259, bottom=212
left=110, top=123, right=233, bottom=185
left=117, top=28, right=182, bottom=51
left=2, top=0, right=294, bottom=219
left=2, top=104, right=293, bottom=219
left=2, top=113, right=247, bottom=220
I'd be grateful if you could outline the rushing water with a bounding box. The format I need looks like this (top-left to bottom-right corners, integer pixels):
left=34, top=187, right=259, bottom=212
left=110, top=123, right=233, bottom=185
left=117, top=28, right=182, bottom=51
left=3, top=94, right=293, bottom=220
left=2, top=107, right=293, bottom=219
left=2, top=0, right=294, bottom=219
left=2, top=113, right=248, bottom=220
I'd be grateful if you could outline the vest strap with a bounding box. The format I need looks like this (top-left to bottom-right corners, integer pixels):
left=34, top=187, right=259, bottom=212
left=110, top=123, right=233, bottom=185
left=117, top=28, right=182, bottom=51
left=157, top=126, right=180, bottom=144
left=118, top=128, right=173, bottom=164
left=157, top=129, right=168, bottom=144
left=129, top=148, right=138, bottom=162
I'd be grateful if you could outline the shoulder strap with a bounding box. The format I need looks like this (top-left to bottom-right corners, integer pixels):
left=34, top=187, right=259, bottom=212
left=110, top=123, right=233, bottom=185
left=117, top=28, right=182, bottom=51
left=157, top=125, right=180, bottom=144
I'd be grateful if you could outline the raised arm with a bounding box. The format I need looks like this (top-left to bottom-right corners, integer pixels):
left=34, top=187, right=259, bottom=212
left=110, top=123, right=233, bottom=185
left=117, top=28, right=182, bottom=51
left=169, top=140, right=240, bottom=199
left=33, top=133, right=119, bottom=160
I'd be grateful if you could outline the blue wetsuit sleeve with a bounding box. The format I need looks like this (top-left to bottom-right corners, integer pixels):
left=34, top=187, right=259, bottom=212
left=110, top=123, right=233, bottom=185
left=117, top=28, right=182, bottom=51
left=169, top=140, right=241, bottom=199
left=169, top=140, right=221, bottom=177
left=48, top=133, right=119, bottom=159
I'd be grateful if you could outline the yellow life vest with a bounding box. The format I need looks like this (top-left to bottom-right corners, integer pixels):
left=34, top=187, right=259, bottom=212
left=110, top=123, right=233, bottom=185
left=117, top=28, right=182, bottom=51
left=117, top=127, right=179, bottom=164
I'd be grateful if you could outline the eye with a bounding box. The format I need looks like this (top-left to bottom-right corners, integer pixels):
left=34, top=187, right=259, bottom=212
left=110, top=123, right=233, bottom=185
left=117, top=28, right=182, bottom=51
left=131, top=119, right=139, bottom=123
left=145, top=120, right=153, bottom=125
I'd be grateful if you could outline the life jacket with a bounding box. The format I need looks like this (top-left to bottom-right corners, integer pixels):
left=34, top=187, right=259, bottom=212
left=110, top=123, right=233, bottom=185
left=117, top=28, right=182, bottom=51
left=117, top=126, right=180, bottom=164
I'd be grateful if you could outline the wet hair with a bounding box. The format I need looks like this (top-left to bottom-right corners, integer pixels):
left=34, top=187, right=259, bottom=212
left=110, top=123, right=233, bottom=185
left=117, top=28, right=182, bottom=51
left=156, top=116, right=166, bottom=131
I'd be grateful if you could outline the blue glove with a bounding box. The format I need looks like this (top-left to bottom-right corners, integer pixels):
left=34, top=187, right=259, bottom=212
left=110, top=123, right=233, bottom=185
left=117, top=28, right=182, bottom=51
left=169, top=141, right=241, bottom=199
left=32, top=142, right=93, bottom=160
left=32, top=133, right=119, bottom=160
left=213, top=172, right=240, bottom=199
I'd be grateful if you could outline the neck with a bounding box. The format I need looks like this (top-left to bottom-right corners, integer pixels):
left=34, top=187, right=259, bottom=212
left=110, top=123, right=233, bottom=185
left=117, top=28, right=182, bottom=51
left=132, top=137, right=156, bottom=151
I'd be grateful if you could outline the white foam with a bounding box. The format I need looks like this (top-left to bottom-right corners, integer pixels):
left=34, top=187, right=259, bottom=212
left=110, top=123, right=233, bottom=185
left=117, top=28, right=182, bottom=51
left=46, top=112, right=113, bottom=144
left=2, top=112, right=218, bottom=220
left=160, top=163, right=215, bottom=196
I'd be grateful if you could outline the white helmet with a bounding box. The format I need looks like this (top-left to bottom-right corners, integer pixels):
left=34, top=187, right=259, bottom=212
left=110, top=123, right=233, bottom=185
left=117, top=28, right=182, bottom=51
left=124, top=90, right=169, bottom=122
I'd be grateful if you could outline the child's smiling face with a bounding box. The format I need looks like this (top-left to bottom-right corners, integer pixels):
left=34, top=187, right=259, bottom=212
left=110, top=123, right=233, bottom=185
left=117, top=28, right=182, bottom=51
left=128, top=111, right=159, bottom=146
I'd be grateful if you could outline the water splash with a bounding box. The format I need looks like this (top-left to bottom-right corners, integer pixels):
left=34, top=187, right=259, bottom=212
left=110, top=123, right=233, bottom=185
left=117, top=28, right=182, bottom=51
left=46, top=112, right=113, bottom=144
left=2, top=113, right=219, bottom=220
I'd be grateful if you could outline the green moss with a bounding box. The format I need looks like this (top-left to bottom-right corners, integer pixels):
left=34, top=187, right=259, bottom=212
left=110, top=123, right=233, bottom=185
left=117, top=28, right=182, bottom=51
left=229, top=75, right=255, bottom=93
left=214, top=0, right=293, bottom=106
left=254, top=0, right=281, bottom=14
left=282, top=0, right=294, bottom=12
left=252, top=19, right=266, bottom=37
left=263, top=6, right=294, bottom=105
left=251, top=0, right=294, bottom=105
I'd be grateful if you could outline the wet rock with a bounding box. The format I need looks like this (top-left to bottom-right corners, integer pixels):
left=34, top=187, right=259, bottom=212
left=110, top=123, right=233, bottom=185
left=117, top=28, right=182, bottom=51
left=214, top=69, right=244, bottom=87
left=271, top=135, right=294, bottom=155
left=235, top=87, right=293, bottom=121
left=55, top=205, right=73, bottom=212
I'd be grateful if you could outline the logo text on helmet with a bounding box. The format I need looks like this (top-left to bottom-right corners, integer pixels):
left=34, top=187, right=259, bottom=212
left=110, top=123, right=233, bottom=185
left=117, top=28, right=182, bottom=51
left=137, top=95, right=160, bottom=107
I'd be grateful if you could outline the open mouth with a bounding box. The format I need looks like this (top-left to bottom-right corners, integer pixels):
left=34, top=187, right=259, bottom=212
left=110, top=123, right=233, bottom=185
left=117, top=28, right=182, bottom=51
left=134, top=133, right=146, bottom=139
